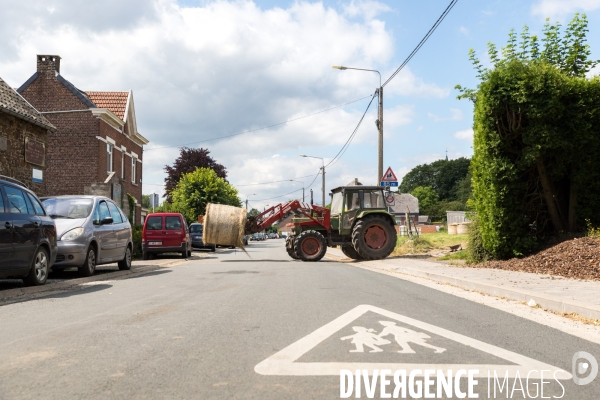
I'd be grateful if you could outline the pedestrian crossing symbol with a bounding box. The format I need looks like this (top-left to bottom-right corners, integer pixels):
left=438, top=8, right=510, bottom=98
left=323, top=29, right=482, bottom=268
left=254, top=305, right=571, bottom=379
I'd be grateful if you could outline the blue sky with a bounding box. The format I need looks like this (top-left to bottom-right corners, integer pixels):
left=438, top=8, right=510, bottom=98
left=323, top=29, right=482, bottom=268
left=1, top=0, right=599, bottom=209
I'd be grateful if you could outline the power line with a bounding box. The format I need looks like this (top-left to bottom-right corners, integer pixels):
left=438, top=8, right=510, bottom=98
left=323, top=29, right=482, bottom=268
left=325, top=90, right=378, bottom=168
left=382, top=0, right=458, bottom=88
left=250, top=169, right=322, bottom=202
left=144, top=95, right=372, bottom=151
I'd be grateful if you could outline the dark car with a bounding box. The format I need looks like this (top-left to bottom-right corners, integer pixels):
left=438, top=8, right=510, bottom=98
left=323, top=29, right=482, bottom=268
left=0, top=175, right=58, bottom=286
left=142, top=213, right=191, bottom=259
left=189, top=223, right=215, bottom=252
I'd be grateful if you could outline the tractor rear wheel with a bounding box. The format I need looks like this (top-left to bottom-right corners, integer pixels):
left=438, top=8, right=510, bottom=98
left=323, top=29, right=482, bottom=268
left=351, top=215, right=397, bottom=260
left=286, top=236, right=299, bottom=260
left=294, top=230, right=327, bottom=262
left=341, top=245, right=363, bottom=260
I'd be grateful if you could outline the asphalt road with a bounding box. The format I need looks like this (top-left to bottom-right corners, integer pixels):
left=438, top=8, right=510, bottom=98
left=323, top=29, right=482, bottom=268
left=0, top=241, right=598, bottom=399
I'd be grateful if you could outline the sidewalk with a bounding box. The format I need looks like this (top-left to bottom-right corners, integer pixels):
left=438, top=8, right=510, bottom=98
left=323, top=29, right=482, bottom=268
left=326, top=247, right=600, bottom=321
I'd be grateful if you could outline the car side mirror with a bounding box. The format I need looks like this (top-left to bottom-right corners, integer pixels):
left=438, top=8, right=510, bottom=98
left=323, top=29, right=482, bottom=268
left=101, top=217, right=113, bottom=225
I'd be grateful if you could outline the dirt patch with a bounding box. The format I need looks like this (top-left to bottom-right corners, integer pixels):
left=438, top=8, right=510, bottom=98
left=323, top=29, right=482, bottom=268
left=480, top=237, right=600, bottom=280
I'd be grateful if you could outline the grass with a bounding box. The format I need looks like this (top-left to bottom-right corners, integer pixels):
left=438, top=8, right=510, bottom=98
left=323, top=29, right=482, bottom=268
left=392, top=232, right=468, bottom=256
left=437, top=249, right=469, bottom=260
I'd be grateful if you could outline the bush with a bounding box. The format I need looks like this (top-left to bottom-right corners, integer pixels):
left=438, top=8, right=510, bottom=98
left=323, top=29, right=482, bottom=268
left=131, top=224, right=143, bottom=259
left=467, top=214, right=492, bottom=263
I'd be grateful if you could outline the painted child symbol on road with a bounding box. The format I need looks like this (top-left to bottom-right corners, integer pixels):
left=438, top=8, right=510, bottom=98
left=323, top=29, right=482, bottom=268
left=340, top=327, right=391, bottom=353
left=340, top=321, right=446, bottom=354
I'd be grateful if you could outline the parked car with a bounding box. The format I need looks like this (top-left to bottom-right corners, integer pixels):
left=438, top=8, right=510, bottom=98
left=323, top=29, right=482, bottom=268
left=142, top=213, right=191, bottom=259
left=0, top=176, right=58, bottom=285
left=243, top=235, right=249, bottom=246
left=189, top=222, right=215, bottom=252
left=41, top=195, right=132, bottom=276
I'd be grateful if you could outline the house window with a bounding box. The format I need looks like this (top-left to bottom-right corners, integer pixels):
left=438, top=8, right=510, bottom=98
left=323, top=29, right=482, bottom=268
left=121, top=152, right=125, bottom=179
left=131, top=156, right=136, bottom=183
left=106, top=143, right=113, bottom=173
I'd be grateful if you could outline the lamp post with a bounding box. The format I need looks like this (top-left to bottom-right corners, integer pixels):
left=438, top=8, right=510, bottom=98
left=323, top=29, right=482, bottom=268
left=245, top=194, right=256, bottom=210
left=332, top=65, right=383, bottom=184
left=289, top=180, right=305, bottom=202
left=300, top=155, right=325, bottom=207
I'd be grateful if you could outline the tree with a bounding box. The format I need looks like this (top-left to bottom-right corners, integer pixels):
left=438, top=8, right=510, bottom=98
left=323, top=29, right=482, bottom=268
left=400, top=158, right=471, bottom=202
left=170, top=167, right=241, bottom=223
left=411, top=186, right=438, bottom=216
left=141, top=194, right=151, bottom=209
left=164, top=147, right=228, bottom=201
left=456, top=14, right=600, bottom=259
left=247, top=208, right=260, bottom=218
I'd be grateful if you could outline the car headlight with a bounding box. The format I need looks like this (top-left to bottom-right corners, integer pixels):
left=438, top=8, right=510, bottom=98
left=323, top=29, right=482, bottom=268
left=61, top=227, right=84, bottom=241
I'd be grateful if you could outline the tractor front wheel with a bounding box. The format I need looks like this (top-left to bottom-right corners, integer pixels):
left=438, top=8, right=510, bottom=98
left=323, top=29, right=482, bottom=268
left=294, top=231, right=327, bottom=262
left=351, top=215, right=397, bottom=260
left=341, top=245, right=363, bottom=260
left=286, top=236, right=299, bottom=260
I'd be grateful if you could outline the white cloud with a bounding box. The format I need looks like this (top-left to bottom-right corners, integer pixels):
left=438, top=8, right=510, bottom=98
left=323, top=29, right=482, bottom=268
left=459, top=25, right=469, bottom=36
left=454, top=128, right=474, bottom=140
left=428, top=108, right=463, bottom=122
left=531, top=0, right=600, bottom=20
left=0, top=0, right=449, bottom=205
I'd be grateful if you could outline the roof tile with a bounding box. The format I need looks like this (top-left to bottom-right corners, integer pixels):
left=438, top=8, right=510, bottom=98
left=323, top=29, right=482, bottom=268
left=86, top=91, right=129, bottom=120
left=0, top=77, right=56, bottom=131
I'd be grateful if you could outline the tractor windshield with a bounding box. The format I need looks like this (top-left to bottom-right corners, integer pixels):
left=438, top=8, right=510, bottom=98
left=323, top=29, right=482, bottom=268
left=331, top=192, right=343, bottom=214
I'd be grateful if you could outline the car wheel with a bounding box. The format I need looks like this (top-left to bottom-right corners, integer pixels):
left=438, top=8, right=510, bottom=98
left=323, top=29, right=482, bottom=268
left=211, top=246, right=216, bottom=252
left=118, top=246, right=132, bottom=270
left=79, top=246, right=97, bottom=277
left=23, top=247, right=49, bottom=286
left=187, top=249, right=192, bottom=257
left=142, top=251, right=149, bottom=260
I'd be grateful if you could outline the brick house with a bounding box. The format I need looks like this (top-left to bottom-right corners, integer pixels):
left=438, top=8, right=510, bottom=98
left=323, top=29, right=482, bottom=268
left=0, top=76, right=56, bottom=196
left=17, top=55, right=149, bottom=224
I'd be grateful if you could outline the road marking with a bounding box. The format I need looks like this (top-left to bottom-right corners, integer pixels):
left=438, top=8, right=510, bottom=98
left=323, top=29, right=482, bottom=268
left=254, top=304, right=572, bottom=379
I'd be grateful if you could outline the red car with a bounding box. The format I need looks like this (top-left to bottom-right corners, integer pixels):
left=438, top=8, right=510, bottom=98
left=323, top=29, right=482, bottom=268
left=142, top=213, right=191, bottom=260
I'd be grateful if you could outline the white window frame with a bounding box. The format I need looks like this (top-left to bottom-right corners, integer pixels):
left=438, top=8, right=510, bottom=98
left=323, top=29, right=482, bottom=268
left=106, top=143, right=113, bottom=174
left=131, top=156, right=136, bottom=183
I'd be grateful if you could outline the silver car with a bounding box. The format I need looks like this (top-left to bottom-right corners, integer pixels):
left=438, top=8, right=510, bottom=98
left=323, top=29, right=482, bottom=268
left=41, top=196, right=133, bottom=276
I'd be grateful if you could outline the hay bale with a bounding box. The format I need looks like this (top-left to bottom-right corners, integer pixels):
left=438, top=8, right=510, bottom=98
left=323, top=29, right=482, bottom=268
left=203, top=203, right=247, bottom=248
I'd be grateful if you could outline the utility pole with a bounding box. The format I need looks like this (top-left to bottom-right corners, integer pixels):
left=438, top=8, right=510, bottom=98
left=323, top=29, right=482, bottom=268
left=377, top=86, right=383, bottom=184
left=300, top=155, right=325, bottom=207
left=332, top=65, right=382, bottom=184
left=245, top=194, right=256, bottom=210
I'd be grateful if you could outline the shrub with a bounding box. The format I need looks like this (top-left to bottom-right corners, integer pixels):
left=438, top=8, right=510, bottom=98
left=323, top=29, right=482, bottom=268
left=131, top=224, right=143, bottom=259
left=467, top=214, right=492, bottom=263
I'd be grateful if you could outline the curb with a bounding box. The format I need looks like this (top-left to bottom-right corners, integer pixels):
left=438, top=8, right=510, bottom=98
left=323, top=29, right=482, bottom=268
left=325, top=254, right=600, bottom=321
left=0, top=259, right=187, bottom=304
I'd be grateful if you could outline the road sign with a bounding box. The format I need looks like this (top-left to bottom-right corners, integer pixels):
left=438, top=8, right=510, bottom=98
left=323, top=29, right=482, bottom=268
left=380, top=181, right=398, bottom=187
left=381, top=167, right=398, bottom=182
left=254, top=304, right=570, bottom=378
left=385, top=193, right=395, bottom=206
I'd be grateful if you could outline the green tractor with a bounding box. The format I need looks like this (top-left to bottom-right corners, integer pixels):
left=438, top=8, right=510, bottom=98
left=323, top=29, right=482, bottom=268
left=281, top=186, right=398, bottom=261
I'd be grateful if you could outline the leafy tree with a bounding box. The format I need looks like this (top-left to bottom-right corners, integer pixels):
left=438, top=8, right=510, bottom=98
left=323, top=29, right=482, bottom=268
left=169, top=167, right=241, bottom=223
left=164, top=147, right=228, bottom=201
left=141, top=194, right=150, bottom=209
left=456, top=13, right=600, bottom=259
left=399, top=158, right=471, bottom=201
left=411, top=186, right=438, bottom=216
left=247, top=208, right=260, bottom=218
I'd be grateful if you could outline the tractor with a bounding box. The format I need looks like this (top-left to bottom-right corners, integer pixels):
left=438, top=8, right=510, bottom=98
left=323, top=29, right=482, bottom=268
left=245, top=186, right=397, bottom=262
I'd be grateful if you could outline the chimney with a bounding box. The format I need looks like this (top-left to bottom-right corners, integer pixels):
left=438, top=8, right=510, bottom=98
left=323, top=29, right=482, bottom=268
left=37, top=55, right=61, bottom=75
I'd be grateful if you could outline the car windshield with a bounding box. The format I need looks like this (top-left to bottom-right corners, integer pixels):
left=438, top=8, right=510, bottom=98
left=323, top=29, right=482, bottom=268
left=42, top=198, right=94, bottom=219
left=190, top=224, right=203, bottom=233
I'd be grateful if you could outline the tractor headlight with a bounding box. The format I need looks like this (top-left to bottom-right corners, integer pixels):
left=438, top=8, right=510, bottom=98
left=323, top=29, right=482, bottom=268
left=61, top=227, right=84, bottom=241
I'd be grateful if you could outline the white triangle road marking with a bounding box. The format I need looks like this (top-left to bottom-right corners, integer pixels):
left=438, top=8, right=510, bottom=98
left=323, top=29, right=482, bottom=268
left=254, top=305, right=572, bottom=379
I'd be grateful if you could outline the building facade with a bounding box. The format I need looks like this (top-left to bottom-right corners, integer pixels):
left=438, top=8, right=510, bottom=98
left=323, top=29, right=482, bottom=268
left=17, top=55, right=149, bottom=223
left=0, top=77, right=56, bottom=195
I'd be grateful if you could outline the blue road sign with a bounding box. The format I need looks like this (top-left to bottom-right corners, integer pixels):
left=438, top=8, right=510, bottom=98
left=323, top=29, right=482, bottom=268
left=380, top=181, right=398, bottom=187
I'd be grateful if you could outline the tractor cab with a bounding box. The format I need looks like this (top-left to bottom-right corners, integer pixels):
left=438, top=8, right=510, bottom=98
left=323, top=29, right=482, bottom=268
left=329, top=186, right=393, bottom=235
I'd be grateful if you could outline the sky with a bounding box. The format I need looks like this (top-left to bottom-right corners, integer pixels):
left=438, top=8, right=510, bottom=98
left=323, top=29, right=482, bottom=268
left=2, top=0, right=600, bottom=210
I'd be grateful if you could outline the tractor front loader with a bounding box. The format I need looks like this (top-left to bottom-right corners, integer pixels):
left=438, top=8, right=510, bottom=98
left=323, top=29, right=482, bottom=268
left=245, top=186, right=397, bottom=262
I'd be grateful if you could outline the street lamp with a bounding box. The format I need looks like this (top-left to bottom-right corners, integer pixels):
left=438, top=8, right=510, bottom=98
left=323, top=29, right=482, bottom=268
left=245, top=194, right=256, bottom=210
left=289, top=179, right=305, bottom=202
left=300, top=154, right=325, bottom=207
left=332, top=65, right=383, bottom=185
